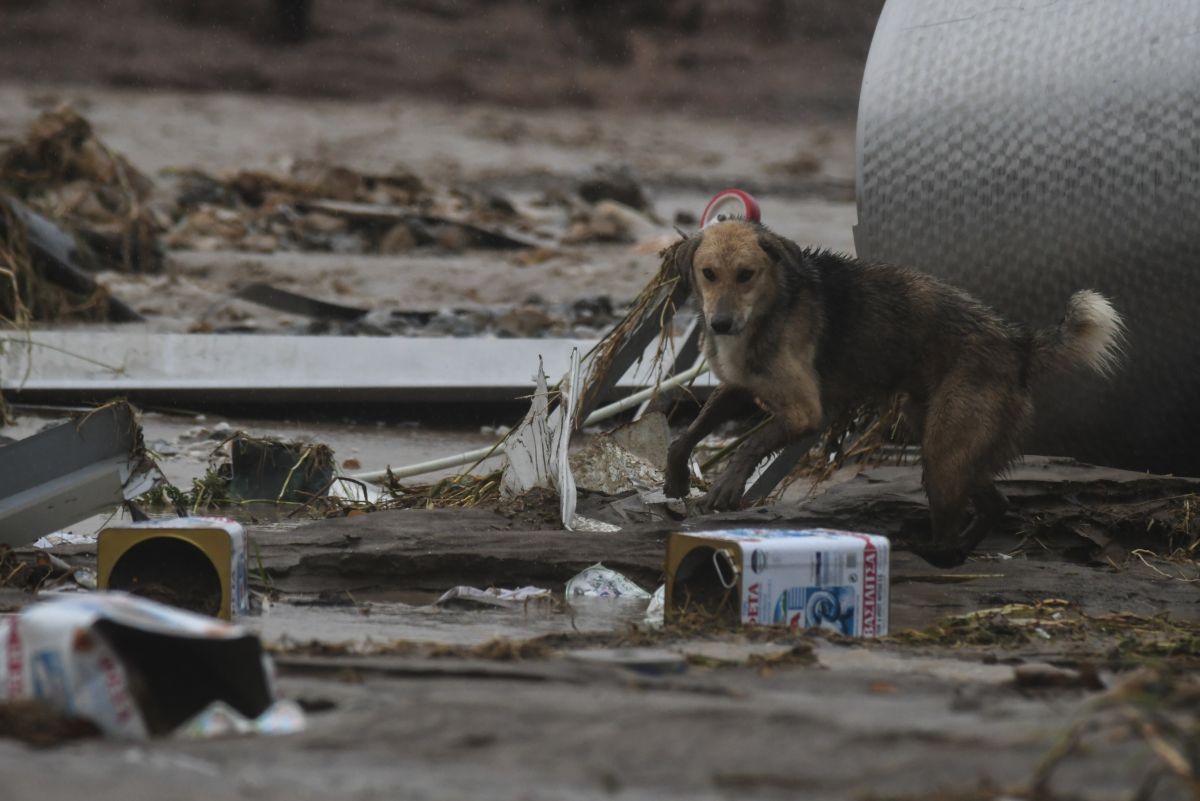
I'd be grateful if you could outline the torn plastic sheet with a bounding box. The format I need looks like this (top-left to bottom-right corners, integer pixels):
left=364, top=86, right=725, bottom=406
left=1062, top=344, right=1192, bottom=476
left=435, top=586, right=552, bottom=609
left=644, top=585, right=665, bottom=628
left=500, top=360, right=557, bottom=499
left=0, top=592, right=296, bottom=739
left=175, top=699, right=306, bottom=739
left=500, top=349, right=615, bottom=531
left=566, top=563, right=651, bottom=599
left=33, top=531, right=99, bottom=550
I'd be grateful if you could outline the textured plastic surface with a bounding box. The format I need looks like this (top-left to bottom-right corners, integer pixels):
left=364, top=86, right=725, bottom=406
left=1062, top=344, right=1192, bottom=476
left=855, top=0, right=1200, bottom=474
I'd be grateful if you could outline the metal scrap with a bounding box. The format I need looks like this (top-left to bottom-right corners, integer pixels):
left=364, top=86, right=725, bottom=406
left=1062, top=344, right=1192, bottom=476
left=0, top=401, right=161, bottom=547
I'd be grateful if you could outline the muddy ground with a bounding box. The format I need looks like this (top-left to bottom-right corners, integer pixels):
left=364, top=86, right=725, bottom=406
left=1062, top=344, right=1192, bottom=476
left=2, top=4, right=1200, bottom=800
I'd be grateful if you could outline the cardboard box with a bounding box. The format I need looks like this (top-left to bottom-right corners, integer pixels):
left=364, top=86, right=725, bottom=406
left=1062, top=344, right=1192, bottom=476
left=0, top=593, right=283, bottom=738
left=98, top=518, right=248, bottom=621
left=665, top=528, right=889, bottom=637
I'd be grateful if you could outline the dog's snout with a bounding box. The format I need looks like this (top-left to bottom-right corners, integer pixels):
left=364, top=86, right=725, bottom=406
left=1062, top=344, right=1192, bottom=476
left=709, top=316, right=734, bottom=335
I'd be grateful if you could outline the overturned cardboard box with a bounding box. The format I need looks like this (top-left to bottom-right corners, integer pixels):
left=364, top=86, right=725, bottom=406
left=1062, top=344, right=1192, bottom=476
left=99, top=518, right=248, bottom=621
left=665, top=529, right=890, bottom=637
left=0, top=593, right=298, bottom=739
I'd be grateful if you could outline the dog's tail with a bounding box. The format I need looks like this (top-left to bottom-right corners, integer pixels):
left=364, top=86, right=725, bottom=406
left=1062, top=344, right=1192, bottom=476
left=1031, top=290, right=1126, bottom=378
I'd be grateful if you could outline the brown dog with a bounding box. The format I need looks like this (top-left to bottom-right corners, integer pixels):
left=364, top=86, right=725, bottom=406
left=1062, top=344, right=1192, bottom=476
left=663, top=220, right=1125, bottom=566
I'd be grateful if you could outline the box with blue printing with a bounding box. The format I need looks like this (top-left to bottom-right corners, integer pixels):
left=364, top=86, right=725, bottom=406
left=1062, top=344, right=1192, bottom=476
left=665, top=528, right=889, bottom=637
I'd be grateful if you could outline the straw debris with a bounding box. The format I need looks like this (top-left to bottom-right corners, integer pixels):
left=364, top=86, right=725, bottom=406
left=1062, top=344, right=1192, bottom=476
left=894, top=599, right=1200, bottom=665
left=0, top=106, right=163, bottom=274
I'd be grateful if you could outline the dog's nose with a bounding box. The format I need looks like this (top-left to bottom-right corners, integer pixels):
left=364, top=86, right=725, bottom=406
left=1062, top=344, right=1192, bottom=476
left=709, top=316, right=734, bottom=335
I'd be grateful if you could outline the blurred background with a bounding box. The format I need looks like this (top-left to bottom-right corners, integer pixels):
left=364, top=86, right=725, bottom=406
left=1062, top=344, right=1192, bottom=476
left=0, top=0, right=885, bottom=494
left=1, top=1, right=883, bottom=119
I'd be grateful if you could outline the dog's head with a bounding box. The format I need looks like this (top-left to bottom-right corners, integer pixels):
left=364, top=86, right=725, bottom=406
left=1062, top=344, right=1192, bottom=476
left=674, top=220, right=812, bottom=337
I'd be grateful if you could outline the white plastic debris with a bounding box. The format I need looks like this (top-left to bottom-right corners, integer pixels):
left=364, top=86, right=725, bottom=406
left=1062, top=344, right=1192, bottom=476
left=32, top=531, right=98, bottom=550
left=500, top=349, right=598, bottom=531
left=644, top=585, right=665, bottom=628
left=0, top=592, right=300, bottom=739
left=175, top=699, right=306, bottom=739
left=568, top=516, right=621, bottom=533
left=565, top=563, right=651, bottom=599
left=435, top=586, right=552, bottom=609
left=500, top=360, right=559, bottom=498
left=72, top=567, right=98, bottom=590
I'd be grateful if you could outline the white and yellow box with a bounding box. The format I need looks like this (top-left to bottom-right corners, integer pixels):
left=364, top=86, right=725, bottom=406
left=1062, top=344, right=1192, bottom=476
left=666, top=528, right=890, bottom=637
left=98, top=518, right=248, bottom=621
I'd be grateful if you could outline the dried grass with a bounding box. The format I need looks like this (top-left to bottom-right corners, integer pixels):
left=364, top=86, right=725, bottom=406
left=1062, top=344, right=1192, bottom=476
left=0, top=106, right=161, bottom=274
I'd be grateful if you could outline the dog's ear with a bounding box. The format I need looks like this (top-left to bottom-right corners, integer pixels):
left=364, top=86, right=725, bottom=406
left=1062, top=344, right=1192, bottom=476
left=671, top=234, right=703, bottom=296
left=756, top=229, right=802, bottom=270
left=756, top=229, right=815, bottom=286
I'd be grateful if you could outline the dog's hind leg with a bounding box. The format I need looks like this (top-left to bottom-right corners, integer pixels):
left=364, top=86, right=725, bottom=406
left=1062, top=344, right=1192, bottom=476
left=953, top=482, right=1011, bottom=557
left=917, top=377, right=1027, bottom=567
left=665, top=384, right=759, bottom=498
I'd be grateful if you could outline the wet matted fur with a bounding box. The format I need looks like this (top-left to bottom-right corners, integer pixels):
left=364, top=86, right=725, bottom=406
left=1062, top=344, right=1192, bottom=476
left=663, top=220, right=1125, bottom=567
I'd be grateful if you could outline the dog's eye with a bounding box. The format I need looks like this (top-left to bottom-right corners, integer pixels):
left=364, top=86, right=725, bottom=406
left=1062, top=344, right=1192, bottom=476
left=702, top=268, right=717, bottom=282
left=736, top=269, right=754, bottom=284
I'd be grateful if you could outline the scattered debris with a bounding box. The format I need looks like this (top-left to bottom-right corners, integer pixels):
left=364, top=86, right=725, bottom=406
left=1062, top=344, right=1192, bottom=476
left=0, top=592, right=302, bottom=739
left=138, top=434, right=337, bottom=516
left=562, top=199, right=659, bottom=245
left=565, top=647, right=687, bottom=675
left=0, top=106, right=163, bottom=274
left=1032, top=664, right=1200, bottom=799
left=229, top=435, right=334, bottom=505
left=99, top=518, right=249, bottom=620
left=644, top=585, right=666, bottom=627
left=0, top=699, right=102, bottom=748
left=0, top=544, right=80, bottom=592
left=435, top=585, right=553, bottom=610
left=565, top=563, right=652, bottom=599
left=234, top=281, right=369, bottom=322
left=499, top=360, right=566, bottom=500
left=0, top=401, right=160, bottom=547
left=300, top=200, right=542, bottom=251
left=0, top=198, right=143, bottom=324
left=1012, top=663, right=1105, bottom=691
left=165, top=160, right=544, bottom=255
left=175, top=698, right=307, bottom=739
left=577, top=164, right=651, bottom=211
left=495, top=348, right=622, bottom=532
left=570, top=429, right=666, bottom=495
left=896, top=599, right=1200, bottom=664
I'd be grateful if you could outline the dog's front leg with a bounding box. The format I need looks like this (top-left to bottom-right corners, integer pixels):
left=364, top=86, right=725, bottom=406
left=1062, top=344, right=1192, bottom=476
left=701, top=371, right=823, bottom=512
left=664, top=384, right=759, bottom=498
left=700, top=417, right=794, bottom=512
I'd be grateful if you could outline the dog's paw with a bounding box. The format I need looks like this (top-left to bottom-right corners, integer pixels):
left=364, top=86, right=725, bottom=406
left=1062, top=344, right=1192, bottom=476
left=698, top=475, right=746, bottom=513
left=911, top=545, right=969, bottom=569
